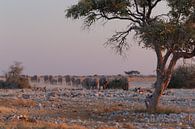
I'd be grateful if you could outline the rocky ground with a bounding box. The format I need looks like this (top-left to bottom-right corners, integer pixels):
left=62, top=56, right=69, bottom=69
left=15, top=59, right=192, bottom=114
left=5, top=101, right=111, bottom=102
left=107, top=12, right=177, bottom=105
left=0, top=85, right=195, bottom=129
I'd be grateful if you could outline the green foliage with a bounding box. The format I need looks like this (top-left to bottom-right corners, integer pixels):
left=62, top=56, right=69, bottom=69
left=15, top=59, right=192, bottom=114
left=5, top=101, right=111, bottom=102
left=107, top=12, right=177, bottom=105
left=167, top=0, right=195, bottom=18
left=66, top=0, right=195, bottom=54
left=138, top=20, right=195, bottom=52
left=66, top=0, right=130, bottom=18
left=66, top=0, right=130, bottom=27
left=169, top=65, right=195, bottom=88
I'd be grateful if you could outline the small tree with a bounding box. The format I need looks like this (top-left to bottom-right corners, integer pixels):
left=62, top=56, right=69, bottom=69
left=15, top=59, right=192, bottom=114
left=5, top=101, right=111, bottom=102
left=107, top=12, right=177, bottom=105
left=124, top=70, right=140, bottom=76
left=6, top=62, right=23, bottom=83
left=5, top=62, right=31, bottom=89
left=66, top=0, right=195, bottom=112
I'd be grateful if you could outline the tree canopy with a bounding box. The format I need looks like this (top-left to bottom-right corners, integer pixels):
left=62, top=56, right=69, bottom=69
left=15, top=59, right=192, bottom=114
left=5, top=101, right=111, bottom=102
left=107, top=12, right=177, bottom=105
left=124, top=70, right=140, bottom=76
left=66, top=0, right=195, bottom=54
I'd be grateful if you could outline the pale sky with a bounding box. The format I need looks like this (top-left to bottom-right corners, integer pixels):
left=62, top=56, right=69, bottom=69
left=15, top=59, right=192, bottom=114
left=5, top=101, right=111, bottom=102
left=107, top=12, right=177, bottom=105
left=0, top=0, right=171, bottom=75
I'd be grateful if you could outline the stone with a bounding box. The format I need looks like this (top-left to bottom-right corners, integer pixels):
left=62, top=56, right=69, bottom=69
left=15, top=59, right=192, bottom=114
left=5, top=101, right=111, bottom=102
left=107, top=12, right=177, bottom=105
left=22, top=94, right=30, bottom=99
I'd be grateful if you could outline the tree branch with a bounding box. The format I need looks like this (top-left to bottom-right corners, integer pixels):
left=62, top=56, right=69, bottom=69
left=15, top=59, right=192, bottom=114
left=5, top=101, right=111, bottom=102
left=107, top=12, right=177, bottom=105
left=100, top=11, right=142, bottom=25
left=163, top=54, right=178, bottom=90
left=133, top=0, right=143, bottom=16
left=154, top=45, right=163, bottom=74
left=152, top=0, right=162, bottom=9
left=162, top=50, right=172, bottom=68
left=146, top=0, right=162, bottom=20
left=105, top=25, right=137, bottom=54
left=176, top=48, right=195, bottom=59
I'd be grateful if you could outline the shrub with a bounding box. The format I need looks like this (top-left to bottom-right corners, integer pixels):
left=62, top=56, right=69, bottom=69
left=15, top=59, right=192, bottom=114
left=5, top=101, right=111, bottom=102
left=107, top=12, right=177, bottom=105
left=17, top=77, right=31, bottom=89
left=0, top=81, right=19, bottom=89
left=169, top=65, right=195, bottom=89
left=0, top=62, right=31, bottom=89
left=124, top=70, right=140, bottom=76
left=0, top=79, right=31, bottom=89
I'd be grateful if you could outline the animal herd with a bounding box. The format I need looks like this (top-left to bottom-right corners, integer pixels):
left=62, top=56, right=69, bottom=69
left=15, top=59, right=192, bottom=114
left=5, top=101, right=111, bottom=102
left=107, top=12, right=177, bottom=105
left=26, top=75, right=129, bottom=90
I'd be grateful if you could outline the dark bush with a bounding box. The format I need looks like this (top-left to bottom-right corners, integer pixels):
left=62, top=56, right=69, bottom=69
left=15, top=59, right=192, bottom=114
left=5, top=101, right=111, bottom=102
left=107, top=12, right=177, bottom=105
left=1, top=62, right=31, bottom=89
left=106, top=77, right=129, bottom=90
left=124, top=70, right=140, bottom=76
left=0, top=78, right=31, bottom=89
left=0, top=81, right=19, bottom=89
left=17, top=78, right=31, bottom=89
left=169, top=65, right=195, bottom=89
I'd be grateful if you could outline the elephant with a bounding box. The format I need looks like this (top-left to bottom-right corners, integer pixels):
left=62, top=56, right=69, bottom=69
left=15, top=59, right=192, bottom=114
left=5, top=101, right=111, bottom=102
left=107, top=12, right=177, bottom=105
left=57, top=76, right=63, bottom=85
left=65, top=75, right=71, bottom=85
left=99, top=76, right=108, bottom=90
left=81, top=77, right=98, bottom=89
left=50, top=79, right=58, bottom=85
left=73, top=78, right=81, bottom=87
left=106, top=76, right=129, bottom=90
left=31, top=75, right=38, bottom=83
left=43, top=75, right=49, bottom=83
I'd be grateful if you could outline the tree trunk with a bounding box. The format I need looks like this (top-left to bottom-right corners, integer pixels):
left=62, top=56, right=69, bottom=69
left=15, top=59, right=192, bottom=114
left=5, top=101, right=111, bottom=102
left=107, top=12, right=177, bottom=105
left=145, top=76, right=169, bottom=112
left=145, top=51, right=178, bottom=112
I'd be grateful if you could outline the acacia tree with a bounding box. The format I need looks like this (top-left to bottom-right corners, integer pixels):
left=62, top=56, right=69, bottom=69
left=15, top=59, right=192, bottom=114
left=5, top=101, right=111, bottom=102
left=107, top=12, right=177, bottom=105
left=124, top=70, right=140, bottom=76
left=66, top=0, right=195, bottom=112
left=6, top=61, right=23, bottom=83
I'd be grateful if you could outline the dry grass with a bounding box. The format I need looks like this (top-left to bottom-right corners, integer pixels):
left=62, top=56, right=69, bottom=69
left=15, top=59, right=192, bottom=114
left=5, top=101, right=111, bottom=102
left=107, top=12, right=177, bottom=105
left=128, top=76, right=156, bottom=82
left=0, top=98, right=16, bottom=107
left=13, top=99, right=37, bottom=107
left=28, top=108, right=59, bottom=116
left=96, top=123, right=136, bottom=129
left=157, top=105, right=195, bottom=114
left=92, top=102, right=130, bottom=114
left=0, top=121, right=87, bottom=129
left=0, top=98, right=36, bottom=108
left=97, top=126, right=117, bottom=129
left=156, top=122, right=193, bottom=129
left=99, top=103, right=126, bottom=113
left=133, top=104, right=195, bottom=114
left=122, top=123, right=136, bottom=129
left=0, top=89, right=194, bottom=129
left=0, top=106, right=15, bottom=114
